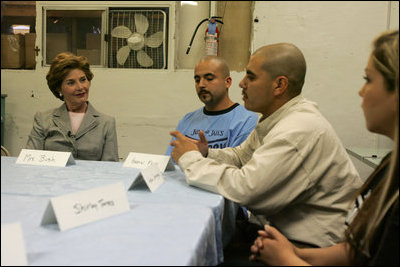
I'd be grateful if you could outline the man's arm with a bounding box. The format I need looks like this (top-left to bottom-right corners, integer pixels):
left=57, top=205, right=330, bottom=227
left=177, top=135, right=307, bottom=209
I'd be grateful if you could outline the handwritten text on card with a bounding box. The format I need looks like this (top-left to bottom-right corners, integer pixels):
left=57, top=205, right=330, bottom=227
left=123, top=152, right=174, bottom=172
left=16, top=149, right=75, bottom=167
left=73, top=199, right=115, bottom=215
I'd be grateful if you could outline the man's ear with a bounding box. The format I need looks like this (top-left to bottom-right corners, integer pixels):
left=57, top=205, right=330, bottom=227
left=272, top=76, right=289, bottom=96
left=225, top=76, right=232, bottom=88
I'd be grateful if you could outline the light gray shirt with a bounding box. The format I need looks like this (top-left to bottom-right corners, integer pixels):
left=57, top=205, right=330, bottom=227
left=178, top=95, right=362, bottom=247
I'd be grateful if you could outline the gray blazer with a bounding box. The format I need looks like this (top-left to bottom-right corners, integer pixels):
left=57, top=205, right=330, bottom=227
left=26, top=102, right=119, bottom=161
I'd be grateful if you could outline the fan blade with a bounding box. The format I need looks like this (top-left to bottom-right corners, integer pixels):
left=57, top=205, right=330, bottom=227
left=135, top=14, right=149, bottom=35
left=111, top=26, right=132, bottom=38
left=137, top=50, right=153, bottom=67
left=145, top=31, right=164, bottom=48
left=116, top=46, right=131, bottom=65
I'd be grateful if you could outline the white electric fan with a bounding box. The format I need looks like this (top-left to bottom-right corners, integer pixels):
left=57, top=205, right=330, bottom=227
left=111, top=13, right=164, bottom=67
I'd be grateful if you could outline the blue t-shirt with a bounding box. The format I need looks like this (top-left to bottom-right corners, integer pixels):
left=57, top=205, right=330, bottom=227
left=166, top=103, right=258, bottom=155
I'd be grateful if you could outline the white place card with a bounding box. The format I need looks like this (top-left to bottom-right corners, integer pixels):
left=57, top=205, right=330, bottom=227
left=40, top=182, right=130, bottom=231
left=123, top=152, right=175, bottom=172
left=1, top=222, right=28, bottom=266
left=129, top=162, right=165, bottom=192
left=16, top=149, right=75, bottom=167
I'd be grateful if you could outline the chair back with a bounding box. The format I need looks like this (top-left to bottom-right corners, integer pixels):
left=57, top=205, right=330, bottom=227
left=1, top=145, right=10, bottom=156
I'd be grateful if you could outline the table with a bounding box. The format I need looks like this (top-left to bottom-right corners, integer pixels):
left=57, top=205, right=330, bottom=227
left=1, top=157, right=237, bottom=265
left=346, top=146, right=391, bottom=168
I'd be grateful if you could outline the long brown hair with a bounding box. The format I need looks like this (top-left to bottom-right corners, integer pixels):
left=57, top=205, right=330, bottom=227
left=345, top=30, right=399, bottom=263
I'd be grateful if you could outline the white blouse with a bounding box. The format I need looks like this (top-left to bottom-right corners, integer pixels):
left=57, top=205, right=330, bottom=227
left=69, top=111, right=85, bottom=134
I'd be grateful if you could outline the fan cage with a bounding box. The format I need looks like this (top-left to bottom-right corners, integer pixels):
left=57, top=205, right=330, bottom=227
left=108, top=8, right=167, bottom=69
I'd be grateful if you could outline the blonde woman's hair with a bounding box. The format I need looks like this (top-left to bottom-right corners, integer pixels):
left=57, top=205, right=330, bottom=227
left=345, top=30, right=399, bottom=264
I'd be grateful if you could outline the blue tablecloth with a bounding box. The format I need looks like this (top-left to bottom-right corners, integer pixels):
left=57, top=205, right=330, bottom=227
left=1, top=157, right=237, bottom=265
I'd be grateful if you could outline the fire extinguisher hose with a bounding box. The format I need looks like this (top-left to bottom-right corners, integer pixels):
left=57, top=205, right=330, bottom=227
left=186, top=18, right=209, bottom=55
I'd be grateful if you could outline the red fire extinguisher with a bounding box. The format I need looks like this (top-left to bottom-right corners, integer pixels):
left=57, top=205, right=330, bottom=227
left=205, top=18, right=219, bottom=55
left=186, top=16, right=224, bottom=56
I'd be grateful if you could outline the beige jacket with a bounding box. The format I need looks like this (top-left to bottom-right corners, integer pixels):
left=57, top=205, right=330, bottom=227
left=26, top=102, right=119, bottom=161
left=179, top=95, right=362, bottom=247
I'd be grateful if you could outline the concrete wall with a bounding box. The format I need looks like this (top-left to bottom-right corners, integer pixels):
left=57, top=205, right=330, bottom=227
left=1, top=1, right=399, bottom=166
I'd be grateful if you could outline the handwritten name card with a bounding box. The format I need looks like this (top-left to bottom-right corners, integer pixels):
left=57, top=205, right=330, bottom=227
left=40, top=183, right=130, bottom=231
left=1, top=222, right=28, bottom=266
left=123, top=152, right=175, bottom=172
left=129, top=162, right=165, bottom=192
left=16, top=149, right=75, bottom=167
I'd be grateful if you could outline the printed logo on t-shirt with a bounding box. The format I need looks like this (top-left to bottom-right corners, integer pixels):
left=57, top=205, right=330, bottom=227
left=207, top=137, right=228, bottom=149
left=191, top=129, right=225, bottom=137
left=186, top=128, right=228, bottom=149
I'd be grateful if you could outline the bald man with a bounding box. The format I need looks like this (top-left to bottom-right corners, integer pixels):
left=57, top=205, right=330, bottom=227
left=170, top=44, right=362, bottom=248
left=166, top=55, right=258, bottom=155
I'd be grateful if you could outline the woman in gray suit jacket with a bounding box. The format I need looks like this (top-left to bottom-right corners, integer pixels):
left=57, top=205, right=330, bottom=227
left=26, top=52, right=119, bottom=161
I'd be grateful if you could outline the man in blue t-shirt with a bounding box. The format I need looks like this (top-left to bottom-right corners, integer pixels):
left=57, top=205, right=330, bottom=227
left=166, top=55, right=258, bottom=156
